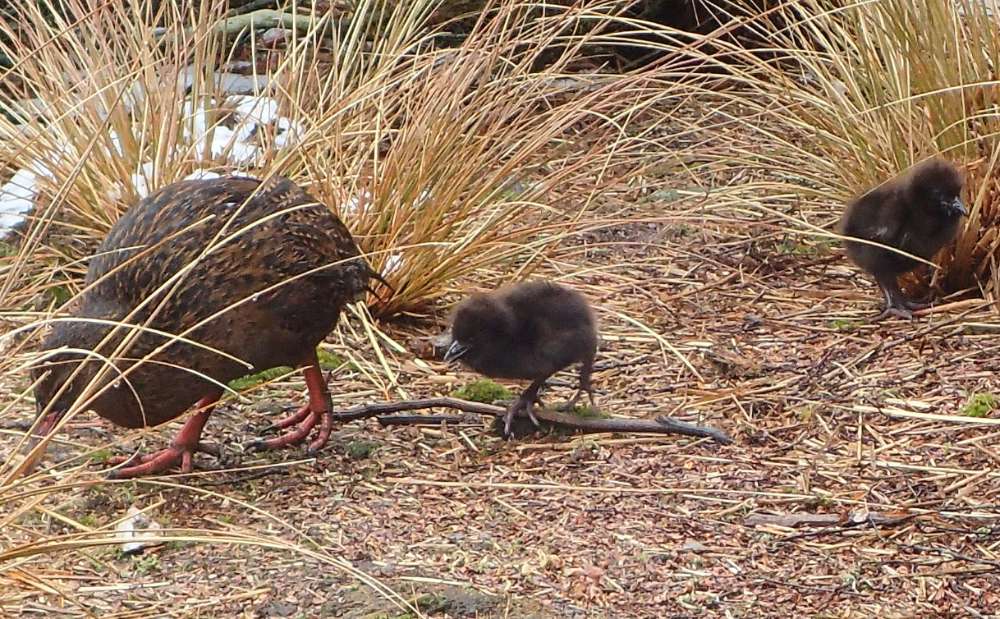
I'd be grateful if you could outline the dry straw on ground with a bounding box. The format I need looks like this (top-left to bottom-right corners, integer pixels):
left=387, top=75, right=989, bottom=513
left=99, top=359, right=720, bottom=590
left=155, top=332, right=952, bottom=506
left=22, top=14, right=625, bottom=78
left=1, top=0, right=999, bottom=617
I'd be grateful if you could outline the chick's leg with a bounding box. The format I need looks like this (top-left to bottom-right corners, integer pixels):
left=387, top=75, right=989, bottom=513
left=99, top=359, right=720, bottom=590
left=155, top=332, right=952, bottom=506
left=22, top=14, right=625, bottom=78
left=560, top=355, right=597, bottom=411
left=248, top=351, right=334, bottom=455
left=874, top=273, right=919, bottom=320
left=505, top=379, right=546, bottom=436
left=106, top=396, right=219, bottom=479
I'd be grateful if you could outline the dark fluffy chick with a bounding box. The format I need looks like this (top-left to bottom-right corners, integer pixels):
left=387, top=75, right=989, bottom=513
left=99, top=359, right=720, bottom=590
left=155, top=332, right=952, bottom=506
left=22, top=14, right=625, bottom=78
left=840, top=157, right=967, bottom=319
left=443, top=281, right=598, bottom=436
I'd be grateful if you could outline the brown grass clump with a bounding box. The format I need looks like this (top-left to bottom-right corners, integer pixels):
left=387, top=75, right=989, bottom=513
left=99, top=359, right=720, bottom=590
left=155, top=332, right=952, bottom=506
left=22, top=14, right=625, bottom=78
left=664, top=0, right=1000, bottom=304
left=0, top=0, right=703, bottom=318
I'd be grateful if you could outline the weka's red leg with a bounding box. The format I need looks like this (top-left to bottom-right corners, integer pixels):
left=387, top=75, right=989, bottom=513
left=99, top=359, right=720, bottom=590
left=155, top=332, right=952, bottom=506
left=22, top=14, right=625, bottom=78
left=106, top=396, right=219, bottom=479
left=248, top=353, right=334, bottom=455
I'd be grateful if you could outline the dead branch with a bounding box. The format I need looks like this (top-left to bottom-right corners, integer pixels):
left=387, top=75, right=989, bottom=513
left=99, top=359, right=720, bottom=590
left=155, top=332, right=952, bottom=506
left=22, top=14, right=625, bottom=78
left=332, top=397, right=732, bottom=444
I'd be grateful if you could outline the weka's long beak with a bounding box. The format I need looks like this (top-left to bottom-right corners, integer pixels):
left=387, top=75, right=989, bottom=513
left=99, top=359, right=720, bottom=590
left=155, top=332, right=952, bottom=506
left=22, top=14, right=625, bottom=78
left=443, top=340, right=469, bottom=363
left=951, top=197, right=968, bottom=217
left=18, top=407, right=65, bottom=476
left=365, top=268, right=395, bottom=303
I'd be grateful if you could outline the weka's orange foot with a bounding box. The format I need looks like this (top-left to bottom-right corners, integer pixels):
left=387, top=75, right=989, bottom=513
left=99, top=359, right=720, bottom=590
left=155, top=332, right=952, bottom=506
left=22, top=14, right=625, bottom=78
left=262, top=404, right=312, bottom=433
left=246, top=404, right=333, bottom=455
left=105, top=403, right=218, bottom=479
left=106, top=442, right=220, bottom=479
left=246, top=359, right=334, bottom=455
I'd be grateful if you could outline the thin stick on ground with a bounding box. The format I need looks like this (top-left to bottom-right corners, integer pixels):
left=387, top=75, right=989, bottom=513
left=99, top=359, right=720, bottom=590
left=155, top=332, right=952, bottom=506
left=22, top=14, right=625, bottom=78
left=331, top=397, right=733, bottom=444
left=376, top=414, right=470, bottom=426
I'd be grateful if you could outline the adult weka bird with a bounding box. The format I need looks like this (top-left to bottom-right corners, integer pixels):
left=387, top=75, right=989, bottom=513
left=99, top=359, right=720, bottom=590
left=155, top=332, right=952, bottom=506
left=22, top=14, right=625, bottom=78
left=443, top=281, right=598, bottom=436
left=27, top=175, right=377, bottom=478
left=840, top=157, right=967, bottom=319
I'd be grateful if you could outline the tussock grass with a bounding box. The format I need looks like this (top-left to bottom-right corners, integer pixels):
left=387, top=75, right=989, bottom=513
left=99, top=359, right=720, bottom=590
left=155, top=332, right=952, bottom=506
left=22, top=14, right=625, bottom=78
left=662, top=0, right=1000, bottom=303
left=277, top=1, right=707, bottom=316
left=0, top=0, right=705, bottom=317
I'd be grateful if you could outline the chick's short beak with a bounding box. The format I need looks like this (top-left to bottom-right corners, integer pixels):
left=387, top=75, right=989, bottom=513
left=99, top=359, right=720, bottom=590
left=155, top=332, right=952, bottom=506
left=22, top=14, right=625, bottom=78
left=443, top=340, right=469, bottom=363
left=951, top=196, right=968, bottom=217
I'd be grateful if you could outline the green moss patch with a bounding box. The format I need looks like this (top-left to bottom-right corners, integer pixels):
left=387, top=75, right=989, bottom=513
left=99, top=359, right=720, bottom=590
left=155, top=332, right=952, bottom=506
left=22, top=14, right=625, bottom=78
left=451, top=379, right=512, bottom=403
left=317, top=348, right=345, bottom=370
left=962, top=393, right=997, bottom=418
left=227, top=348, right=347, bottom=391
left=345, top=440, right=380, bottom=460
left=88, top=448, right=113, bottom=464
left=227, top=366, right=294, bottom=391
left=566, top=404, right=610, bottom=419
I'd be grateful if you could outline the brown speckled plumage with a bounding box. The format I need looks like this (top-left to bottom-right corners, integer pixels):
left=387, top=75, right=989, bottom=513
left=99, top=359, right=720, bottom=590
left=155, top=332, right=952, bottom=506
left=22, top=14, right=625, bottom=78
left=30, top=175, right=372, bottom=476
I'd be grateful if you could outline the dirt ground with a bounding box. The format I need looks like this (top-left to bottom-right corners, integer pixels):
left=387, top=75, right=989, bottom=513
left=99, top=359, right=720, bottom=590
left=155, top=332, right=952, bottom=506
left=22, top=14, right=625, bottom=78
left=4, top=201, right=1000, bottom=618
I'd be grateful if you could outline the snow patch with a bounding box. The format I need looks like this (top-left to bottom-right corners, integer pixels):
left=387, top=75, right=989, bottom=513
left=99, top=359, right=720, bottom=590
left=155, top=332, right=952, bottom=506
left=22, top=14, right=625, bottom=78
left=0, top=169, right=42, bottom=237
left=180, top=95, right=299, bottom=165
left=223, top=137, right=261, bottom=166
left=108, top=130, right=125, bottom=157
left=183, top=169, right=222, bottom=181
left=382, top=253, right=404, bottom=277
left=1, top=93, right=304, bottom=236
left=0, top=159, right=59, bottom=238
left=232, top=95, right=280, bottom=132
left=273, top=116, right=303, bottom=149
left=181, top=99, right=209, bottom=141
left=131, top=161, right=156, bottom=199
left=341, top=189, right=372, bottom=216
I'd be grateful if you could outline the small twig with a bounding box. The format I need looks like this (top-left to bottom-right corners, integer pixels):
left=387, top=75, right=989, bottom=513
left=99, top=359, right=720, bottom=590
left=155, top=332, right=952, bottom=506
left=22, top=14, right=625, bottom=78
left=333, top=398, right=500, bottom=421
left=905, top=544, right=1000, bottom=569
left=213, top=10, right=337, bottom=38
left=376, top=415, right=471, bottom=427
left=332, top=397, right=732, bottom=444
left=152, top=9, right=349, bottom=43
left=226, top=0, right=281, bottom=17
left=910, top=298, right=990, bottom=317
left=746, top=509, right=919, bottom=530
left=0, top=419, right=32, bottom=431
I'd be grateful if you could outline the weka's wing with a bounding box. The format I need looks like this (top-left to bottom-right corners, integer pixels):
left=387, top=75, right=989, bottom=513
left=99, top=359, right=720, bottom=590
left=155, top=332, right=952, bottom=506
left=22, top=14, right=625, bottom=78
left=254, top=177, right=368, bottom=285
left=841, top=185, right=904, bottom=244
left=84, top=177, right=265, bottom=308
left=83, top=176, right=371, bottom=315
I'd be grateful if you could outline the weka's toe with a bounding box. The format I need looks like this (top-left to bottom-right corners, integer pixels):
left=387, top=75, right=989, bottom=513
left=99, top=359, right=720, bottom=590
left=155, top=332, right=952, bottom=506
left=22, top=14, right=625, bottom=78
left=106, top=443, right=219, bottom=479
left=557, top=392, right=592, bottom=412
left=105, top=405, right=218, bottom=479
left=261, top=403, right=312, bottom=434
left=246, top=405, right=333, bottom=455
left=247, top=357, right=336, bottom=455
